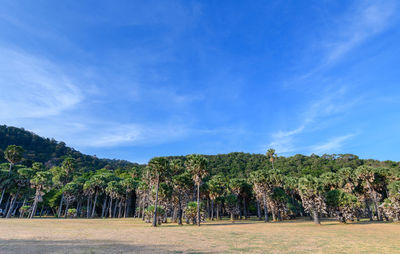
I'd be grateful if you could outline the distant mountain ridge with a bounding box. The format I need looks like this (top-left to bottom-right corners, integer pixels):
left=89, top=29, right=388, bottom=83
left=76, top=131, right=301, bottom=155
left=0, top=125, right=140, bottom=170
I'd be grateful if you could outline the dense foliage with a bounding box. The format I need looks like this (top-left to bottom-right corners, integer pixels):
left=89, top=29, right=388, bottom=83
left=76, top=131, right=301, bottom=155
left=1, top=125, right=400, bottom=225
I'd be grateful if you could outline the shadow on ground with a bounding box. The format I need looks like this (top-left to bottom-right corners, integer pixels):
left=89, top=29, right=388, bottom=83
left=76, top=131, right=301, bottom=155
left=0, top=239, right=183, bottom=254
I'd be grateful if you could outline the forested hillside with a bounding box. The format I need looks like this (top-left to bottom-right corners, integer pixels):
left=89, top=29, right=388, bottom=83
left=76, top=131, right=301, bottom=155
left=0, top=125, right=138, bottom=170
left=1, top=125, right=398, bottom=176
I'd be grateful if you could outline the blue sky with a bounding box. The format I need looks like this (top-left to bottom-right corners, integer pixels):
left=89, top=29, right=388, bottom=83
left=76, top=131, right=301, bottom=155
left=0, top=0, right=400, bottom=163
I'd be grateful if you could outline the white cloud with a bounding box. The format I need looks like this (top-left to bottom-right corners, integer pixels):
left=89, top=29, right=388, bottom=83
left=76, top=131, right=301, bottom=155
left=310, top=134, right=355, bottom=154
left=0, top=48, right=83, bottom=120
left=78, top=123, right=190, bottom=148
left=267, top=86, right=361, bottom=155
left=17, top=118, right=192, bottom=148
left=325, top=0, right=396, bottom=64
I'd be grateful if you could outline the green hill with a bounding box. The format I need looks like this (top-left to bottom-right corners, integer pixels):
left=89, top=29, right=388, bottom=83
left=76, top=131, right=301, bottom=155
left=0, top=125, right=140, bottom=171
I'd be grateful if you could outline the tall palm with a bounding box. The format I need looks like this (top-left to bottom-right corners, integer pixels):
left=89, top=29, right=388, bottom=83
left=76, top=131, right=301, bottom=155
left=63, top=182, right=82, bottom=218
left=29, top=171, right=52, bottom=218
left=355, top=165, right=384, bottom=221
left=186, top=154, right=208, bottom=226
left=87, top=173, right=107, bottom=218
left=298, top=175, right=326, bottom=224
left=172, top=171, right=192, bottom=224
left=148, top=157, right=169, bottom=227
left=266, top=148, right=276, bottom=170
left=0, top=145, right=23, bottom=208
left=105, top=180, right=123, bottom=218
left=229, top=178, right=246, bottom=219
left=121, top=177, right=138, bottom=218
left=5, top=167, right=32, bottom=218
left=250, top=170, right=270, bottom=222
left=52, top=157, right=76, bottom=218
left=208, top=174, right=226, bottom=220
left=169, top=159, right=185, bottom=223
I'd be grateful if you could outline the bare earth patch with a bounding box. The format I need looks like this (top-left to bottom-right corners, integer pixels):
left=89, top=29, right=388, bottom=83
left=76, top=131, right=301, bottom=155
left=0, top=218, right=399, bottom=253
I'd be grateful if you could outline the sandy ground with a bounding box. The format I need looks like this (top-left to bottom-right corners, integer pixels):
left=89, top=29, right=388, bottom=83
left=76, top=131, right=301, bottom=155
left=0, top=218, right=399, bottom=253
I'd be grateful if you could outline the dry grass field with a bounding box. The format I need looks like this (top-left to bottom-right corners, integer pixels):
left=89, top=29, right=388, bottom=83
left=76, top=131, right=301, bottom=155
left=0, top=218, right=399, bottom=253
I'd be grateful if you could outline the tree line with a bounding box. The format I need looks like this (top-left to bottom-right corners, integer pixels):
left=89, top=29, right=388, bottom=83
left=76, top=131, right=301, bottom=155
left=0, top=145, right=399, bottom=226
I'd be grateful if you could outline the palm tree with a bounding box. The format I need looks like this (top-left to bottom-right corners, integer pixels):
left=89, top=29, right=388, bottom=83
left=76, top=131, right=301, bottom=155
left=85, top=172, right=108, bottom=218
left=105, top=180, right=123, bottom=218
left=0, top=145, right=23, bottom=208
left=30, top=171, right=52, bottom=218
left=170, top=159, right=185, bottom=223
left=298, top=175, right=326, bottom=224
left=172, top=171, right=192, bottom=225
left=63, top=182, right=82, bottom=218
left=382, top=180, right=400, bottom=221
left=355, top=165, right=384, bottom=221
left=148, top=157, right=169, bottom=227
left=208, top=174, right=226, bottom=220
left=52, top=157, right=76, bottom=218
left=0, top=170, right=11, bottom=208
left=229, top=178, right=246, bottom=220
left=266, top=148, right=276, bottom=170
left=250, top=170, right=270, bottom=222
left=4, top=145, right=24, bottom=174
left=225, top=193, right=239, bottom=222
left=325, top=189, right=360, bottom=223
left=121, top=177, right=138, bottom=218
left=137, top=180, right=149, bottom=220
left=185, top=154, right=208, bottom=226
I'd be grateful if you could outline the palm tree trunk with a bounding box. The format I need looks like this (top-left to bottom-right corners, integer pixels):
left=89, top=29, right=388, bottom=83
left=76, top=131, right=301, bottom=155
left=108, top=198, right=113, bottom=218
left=30, top=193, right=39, bottom=219
left=172, top=207, right=178, bottom=223
left=365, top=200, right=373, bottom=221
left=211, top=199, right=214, bottom=220
left=101, top=196, right=108, bottom=218
left=20, top=198, right=26, bottom=218
left=91, top=191, right=98, bottom=218
left=152, top=178, right=160, bottom=227
left=312, top=210, right=320, bottom=224
left=263, top=194, right=269, bottom=222
left=87, top=196, right=92, bottom=218
left=142, top=194, right=146, bottom=221
left=3, top=195, right=11, bottom=217
left=118, top=199, right=122, bottom=218
left=257, top=200, right=261, bottom=220
left=178, top=194, right=182, bottom=225
left=0, top=189, right=5, bottom=208
left=77, top=200, right=82, bottom=217
left=113, top=199, right=118, bottom=218
left=57, top=193, right=64, bottom=218
left=6, top=194, right=17, bottom=218
left=39, top=204, right=45, bottom=217
left=243, top=198, right=247, bottom=219
left=124, top=191, right=128, bottom=218
left=141, top=195, right=146, bottom=220
left=272, top=207, right=277, bottom=221
left=217, top=203, right=220, bottom=220
left=64, top=202, right=70, bottom=218
left=197, top=183, right=201, bottom=226
left=8, top=163, right=13, bottom=174
left=206, top=199, right=210, bottom=220
left=372, top=192, right=382, bottom=221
